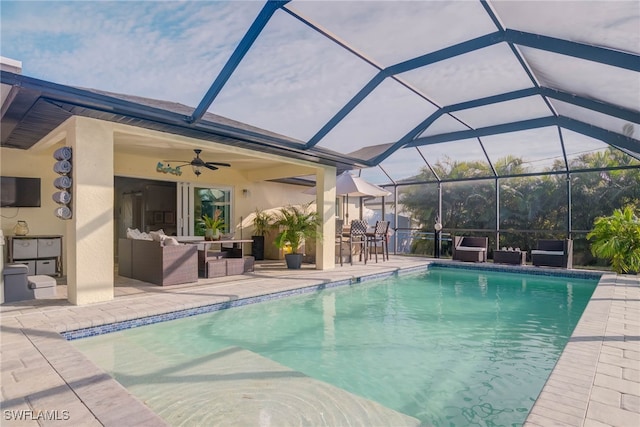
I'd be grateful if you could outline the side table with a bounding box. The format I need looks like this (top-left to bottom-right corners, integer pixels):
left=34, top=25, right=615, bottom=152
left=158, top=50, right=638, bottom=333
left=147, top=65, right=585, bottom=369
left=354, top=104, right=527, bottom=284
left=493, top=250, right=526, bottom=265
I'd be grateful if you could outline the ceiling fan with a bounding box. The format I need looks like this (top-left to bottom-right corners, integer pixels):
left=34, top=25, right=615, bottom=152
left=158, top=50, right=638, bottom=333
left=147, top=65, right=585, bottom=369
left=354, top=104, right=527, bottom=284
left=164, top=149, right=231, bottom=176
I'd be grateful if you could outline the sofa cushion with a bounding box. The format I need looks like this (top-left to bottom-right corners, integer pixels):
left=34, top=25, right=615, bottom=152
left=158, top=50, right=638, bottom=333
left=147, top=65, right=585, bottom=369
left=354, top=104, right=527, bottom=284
left=531, top=250, right=564, bottom=256
left=456, top=246, right=486, bottom=252
left=149, top=229, right=166, bottom=242
left=163, top=236, right=180, bottom=246
left=127, top=228, right=153, bottom=240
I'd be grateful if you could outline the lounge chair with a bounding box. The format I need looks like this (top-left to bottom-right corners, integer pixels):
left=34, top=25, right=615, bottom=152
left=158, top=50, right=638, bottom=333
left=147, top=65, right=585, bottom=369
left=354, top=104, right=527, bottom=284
left=452, top=236, right=488, bottom=262
left=531, top=239, right=573, bottom=268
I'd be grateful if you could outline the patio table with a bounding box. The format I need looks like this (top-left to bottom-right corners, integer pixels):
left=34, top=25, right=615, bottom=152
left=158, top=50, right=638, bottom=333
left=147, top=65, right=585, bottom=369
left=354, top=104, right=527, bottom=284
left=177, top=238, right=254, bottom=277
left=493, top=250, right=527, bottom=265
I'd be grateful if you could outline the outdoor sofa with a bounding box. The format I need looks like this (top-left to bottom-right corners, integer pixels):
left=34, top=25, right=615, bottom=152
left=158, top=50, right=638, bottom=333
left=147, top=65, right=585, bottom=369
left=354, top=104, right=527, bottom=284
left=118, top=238, right=198, bottom=286
left=452, top=236, right=488, bottom=262
left=531, top=239, right=573, bottom=268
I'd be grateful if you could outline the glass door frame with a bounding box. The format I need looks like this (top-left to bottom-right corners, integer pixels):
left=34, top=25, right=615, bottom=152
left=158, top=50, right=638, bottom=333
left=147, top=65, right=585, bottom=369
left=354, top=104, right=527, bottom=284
left=177, top=182, right=233, bottom=236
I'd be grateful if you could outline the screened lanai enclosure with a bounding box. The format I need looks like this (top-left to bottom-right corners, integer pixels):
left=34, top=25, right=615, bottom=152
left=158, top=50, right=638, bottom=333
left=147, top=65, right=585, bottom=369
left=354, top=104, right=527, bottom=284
left=2, top=1, right=639, bottom=268
left=187, top=0, right=640, bottom=266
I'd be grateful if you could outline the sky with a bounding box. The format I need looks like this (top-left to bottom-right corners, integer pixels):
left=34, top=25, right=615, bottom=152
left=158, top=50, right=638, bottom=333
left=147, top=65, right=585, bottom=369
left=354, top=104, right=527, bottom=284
left=1, top=0, right=636, bottom=185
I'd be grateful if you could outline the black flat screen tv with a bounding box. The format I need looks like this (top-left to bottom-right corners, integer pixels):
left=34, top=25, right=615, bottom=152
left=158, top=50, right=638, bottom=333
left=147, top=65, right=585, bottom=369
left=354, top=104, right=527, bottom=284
left=1, top=176, right=41, bottom=207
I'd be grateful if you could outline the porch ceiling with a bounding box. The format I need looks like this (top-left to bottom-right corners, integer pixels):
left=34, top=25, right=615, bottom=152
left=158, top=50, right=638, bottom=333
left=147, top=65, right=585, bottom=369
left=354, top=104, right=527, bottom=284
left=113, top=131, right=289, bottom=173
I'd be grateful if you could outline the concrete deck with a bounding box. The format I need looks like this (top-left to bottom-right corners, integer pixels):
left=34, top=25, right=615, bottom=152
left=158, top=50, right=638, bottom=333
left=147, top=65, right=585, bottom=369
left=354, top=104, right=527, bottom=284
left=1, top=257, right=638, bottom=426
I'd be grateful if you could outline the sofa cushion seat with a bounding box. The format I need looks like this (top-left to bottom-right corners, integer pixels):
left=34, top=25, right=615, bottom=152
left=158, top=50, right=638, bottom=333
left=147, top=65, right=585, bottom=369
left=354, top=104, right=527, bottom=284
left=531, top=250, right=564, bottom=256
left=456, top=246, right=486, bottom=252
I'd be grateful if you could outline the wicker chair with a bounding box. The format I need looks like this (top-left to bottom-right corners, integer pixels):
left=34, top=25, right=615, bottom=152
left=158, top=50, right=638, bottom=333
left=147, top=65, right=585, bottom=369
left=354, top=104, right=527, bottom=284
left=119, top=239, right=198, bottom=285
left=531, top=239, right=573, bottom=268
left=452, top=236, right=488, bottom=262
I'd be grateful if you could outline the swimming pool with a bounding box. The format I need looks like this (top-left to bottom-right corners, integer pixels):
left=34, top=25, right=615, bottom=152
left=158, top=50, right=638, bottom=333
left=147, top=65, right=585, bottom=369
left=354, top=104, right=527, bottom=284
left=72, top=266, right=598, bottom=426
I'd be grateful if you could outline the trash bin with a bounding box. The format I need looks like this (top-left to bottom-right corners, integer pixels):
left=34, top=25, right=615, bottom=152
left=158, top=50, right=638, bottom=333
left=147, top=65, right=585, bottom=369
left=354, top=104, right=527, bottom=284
left=3, top=264, right=34, bottom=303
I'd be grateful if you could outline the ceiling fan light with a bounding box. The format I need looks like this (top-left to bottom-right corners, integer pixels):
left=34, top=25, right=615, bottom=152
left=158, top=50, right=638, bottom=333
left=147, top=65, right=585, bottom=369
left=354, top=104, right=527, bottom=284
left=192, top=164, right=202, bottom=176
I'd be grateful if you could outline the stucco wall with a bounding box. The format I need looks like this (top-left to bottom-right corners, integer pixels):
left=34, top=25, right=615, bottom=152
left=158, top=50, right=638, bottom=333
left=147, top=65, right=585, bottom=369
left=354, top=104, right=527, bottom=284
left=1, top=139, right=335, bottom=300
left=0, top=146, right=67, bottom=242
left=114, top=150, right=320, bottom=235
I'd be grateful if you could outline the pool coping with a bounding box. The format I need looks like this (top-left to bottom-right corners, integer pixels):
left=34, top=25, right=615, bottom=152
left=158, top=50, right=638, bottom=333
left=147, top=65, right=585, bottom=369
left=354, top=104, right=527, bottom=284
left=1, top=259, right=638, bottom=426
left=61, top=262, right=601, bottom=340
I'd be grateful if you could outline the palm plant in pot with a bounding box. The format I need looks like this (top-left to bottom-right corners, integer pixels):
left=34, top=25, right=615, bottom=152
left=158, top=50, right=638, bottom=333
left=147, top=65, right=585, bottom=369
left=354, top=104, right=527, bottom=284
left=201, top=209, right=225, bottom=241
left=587, top=205, right=640, bottom=274
left=251, top=208, right=273, bottom=261
left=272, top=203, right=321, bottom=269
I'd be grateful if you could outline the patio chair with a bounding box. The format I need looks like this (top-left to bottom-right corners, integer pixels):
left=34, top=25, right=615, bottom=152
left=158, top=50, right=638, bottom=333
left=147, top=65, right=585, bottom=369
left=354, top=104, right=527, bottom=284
left=348, top=219, right=369, bottom=265
left=452, top=236, right=488, bottom=262
left=531, top=239, right=573, bottom=268
left=368, top=220, right=390, bottom=262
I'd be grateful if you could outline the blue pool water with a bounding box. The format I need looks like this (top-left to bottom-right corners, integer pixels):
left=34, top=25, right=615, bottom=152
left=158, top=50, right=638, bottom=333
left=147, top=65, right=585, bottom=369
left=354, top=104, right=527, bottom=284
left=72, top=267, right=598, bottom=426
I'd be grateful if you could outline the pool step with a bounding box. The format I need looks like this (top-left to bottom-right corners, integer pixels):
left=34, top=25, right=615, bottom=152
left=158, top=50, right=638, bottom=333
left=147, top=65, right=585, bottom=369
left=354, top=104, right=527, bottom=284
left=138, top=346, right=421, bottom=427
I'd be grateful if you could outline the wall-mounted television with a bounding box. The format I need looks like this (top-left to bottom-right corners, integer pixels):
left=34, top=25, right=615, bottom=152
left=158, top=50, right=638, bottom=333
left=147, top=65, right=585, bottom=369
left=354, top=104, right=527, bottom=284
left=0, top=176, right=42, bottom=207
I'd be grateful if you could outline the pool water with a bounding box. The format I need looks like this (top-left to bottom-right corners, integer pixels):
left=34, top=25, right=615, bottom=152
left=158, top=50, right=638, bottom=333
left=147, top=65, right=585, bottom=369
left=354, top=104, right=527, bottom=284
left=73, top=267, right=598, bottom=426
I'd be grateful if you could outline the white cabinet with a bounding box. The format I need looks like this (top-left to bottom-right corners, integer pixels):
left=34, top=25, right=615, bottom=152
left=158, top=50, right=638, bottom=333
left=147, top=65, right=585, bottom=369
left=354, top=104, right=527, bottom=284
left=8, top=235, right=63, bottom=276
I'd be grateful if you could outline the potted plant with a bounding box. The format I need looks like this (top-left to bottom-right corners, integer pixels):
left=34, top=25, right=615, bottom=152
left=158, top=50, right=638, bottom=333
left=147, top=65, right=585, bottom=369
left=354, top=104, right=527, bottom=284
left=201, top=209, right=225, bottom=241
left=587, top=205, right=640, bottom=274
left=251, top=208, right=272, bottom=261
left=271, top=203, right=321, bottom=269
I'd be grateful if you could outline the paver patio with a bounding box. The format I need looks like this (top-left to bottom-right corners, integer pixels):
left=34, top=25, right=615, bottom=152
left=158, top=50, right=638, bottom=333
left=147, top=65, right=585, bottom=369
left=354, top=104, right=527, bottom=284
left=1, top=258, right=638, bottom=426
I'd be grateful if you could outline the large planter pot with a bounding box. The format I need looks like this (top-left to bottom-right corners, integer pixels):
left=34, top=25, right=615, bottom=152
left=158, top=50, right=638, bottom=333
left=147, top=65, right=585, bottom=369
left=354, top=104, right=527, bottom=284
left=251, top=235, right=265, bottom=261
left=285, top=253, right=303, bottom=269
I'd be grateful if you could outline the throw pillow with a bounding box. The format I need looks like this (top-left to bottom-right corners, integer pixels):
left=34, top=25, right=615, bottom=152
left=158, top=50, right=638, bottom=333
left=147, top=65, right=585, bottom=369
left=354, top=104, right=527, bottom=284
left=163, top=236, right=180, bottom=246
left=126, top=228, right=141, bottom=239
left=149, top=230, right=165, bottom=242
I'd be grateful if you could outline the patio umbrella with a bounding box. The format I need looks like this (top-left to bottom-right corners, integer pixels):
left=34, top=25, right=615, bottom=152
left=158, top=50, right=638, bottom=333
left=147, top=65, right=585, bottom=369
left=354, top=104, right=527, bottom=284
left=304, top=172, right=391, bottom=223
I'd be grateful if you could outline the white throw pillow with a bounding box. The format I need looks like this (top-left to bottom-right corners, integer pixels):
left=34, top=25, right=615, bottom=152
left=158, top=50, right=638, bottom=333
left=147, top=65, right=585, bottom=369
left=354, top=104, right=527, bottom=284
left=126, top=228, right=141, bottom=239
left=163, top=236, right=180, bottom=246
left=149, top=230, right=165, bottom=242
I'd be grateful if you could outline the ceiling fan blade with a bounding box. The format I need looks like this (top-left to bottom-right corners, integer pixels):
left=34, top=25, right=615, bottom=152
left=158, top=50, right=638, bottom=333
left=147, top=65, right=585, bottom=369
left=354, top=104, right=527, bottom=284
left=162, top=162, right=190, bottom=168
left=163, top=159, right=189, bottom=163
left=205, top=161, right=231, bottom=167
left=203, top=164, right=219, bottom=171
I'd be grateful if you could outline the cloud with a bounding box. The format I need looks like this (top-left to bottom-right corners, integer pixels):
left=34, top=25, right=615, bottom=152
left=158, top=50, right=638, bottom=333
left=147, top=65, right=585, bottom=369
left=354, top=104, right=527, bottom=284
left=1, top=0, right=263, bottom=106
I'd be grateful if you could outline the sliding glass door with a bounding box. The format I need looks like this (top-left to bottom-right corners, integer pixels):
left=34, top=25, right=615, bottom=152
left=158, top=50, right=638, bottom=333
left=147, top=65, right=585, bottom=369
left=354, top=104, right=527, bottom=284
left=177, top=183, right=232, bottom=236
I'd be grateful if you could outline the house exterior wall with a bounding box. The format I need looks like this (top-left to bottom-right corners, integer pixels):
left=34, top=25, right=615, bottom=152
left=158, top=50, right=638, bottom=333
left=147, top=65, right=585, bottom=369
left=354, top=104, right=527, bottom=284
left=1, top=145, right=67, bottom=303
left=1, top=118, right=337, bottom=304
left=0, top=146, right=67, bottom=239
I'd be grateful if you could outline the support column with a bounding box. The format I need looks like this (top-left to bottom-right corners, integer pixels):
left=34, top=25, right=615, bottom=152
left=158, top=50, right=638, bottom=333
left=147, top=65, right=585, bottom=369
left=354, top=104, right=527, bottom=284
left=315, top=167, right=336, bottom=270
left=496, top=178, right=500, bottom=250
left=66, top=117, right=114, bottom=305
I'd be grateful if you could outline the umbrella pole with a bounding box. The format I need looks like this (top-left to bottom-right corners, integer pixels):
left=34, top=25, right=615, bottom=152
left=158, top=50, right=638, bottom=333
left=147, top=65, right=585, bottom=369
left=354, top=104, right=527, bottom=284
left=345, top=195, right=349, bottom=224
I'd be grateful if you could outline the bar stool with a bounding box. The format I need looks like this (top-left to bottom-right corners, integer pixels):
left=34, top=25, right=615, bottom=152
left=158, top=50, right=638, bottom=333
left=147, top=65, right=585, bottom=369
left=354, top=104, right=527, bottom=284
left=368, top=220, right=390, bottom=262
left=348, top=219, right=368, bottom=265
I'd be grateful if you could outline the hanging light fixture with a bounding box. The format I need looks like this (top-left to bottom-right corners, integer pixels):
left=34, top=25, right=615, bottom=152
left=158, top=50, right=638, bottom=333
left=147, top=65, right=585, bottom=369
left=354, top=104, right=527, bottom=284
left=191, top=164, right=202, bottom=177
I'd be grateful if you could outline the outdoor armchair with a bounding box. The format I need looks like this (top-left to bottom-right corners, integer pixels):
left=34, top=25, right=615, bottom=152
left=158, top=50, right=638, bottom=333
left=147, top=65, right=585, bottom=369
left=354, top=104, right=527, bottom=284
left=531, top=239, right=573, bottom=268
left=452, top=236, right=488, bottom=262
